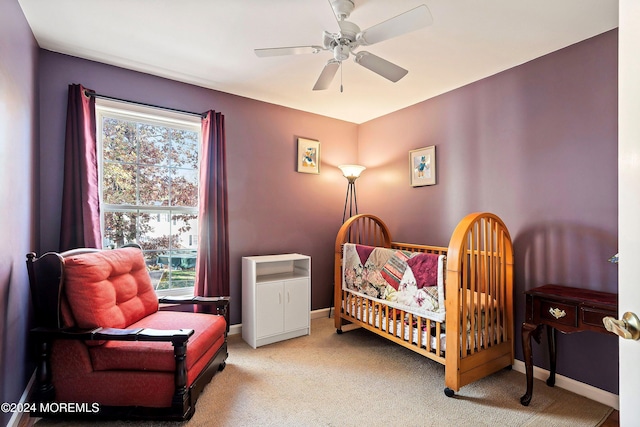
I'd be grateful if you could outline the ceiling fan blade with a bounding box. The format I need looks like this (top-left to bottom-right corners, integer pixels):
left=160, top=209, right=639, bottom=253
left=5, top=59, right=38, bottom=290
left=255, top=45, right=324, bottom=57
left=357, top=5, right=433, bottom=46
left=354, top=51, right=408, bottom=82
left=313, top=61, right=340, bottom=90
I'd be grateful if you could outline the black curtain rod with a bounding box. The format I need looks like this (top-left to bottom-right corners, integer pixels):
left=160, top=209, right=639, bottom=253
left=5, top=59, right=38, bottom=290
left=84, top=90, right=207, bottom=119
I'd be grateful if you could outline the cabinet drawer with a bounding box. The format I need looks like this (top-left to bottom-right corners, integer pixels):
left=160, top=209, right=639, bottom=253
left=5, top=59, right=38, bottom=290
left=538, top=299, right=577, bottom=327
left=581, top=307, right=610, bottom=331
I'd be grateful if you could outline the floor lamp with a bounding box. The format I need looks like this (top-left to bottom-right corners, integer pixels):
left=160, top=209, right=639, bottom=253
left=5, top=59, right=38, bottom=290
left=338, top=164, right=366, bottom=223
left=332, top=164, right=365, bottom=318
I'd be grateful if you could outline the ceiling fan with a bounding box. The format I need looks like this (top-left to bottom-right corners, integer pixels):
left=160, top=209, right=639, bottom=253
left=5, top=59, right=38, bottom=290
left=254, top=0, right=433, bottom=91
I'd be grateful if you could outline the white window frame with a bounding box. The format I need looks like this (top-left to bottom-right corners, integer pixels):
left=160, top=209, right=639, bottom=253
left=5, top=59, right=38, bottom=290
left=95, top=99, right=201, bottom=297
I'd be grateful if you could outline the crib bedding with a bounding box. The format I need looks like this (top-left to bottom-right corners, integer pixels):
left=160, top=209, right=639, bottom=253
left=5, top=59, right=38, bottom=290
left=342, top=243, right=446, bottom=322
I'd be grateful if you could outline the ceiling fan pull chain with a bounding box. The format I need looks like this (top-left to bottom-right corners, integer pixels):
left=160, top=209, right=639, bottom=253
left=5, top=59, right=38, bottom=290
left=340, top=61, right=344, bottom=93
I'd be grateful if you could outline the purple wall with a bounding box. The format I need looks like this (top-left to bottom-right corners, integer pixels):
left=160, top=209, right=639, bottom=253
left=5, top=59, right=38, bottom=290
left=18, top=17, right=617, bottom=403
left=359, top=30, right=619, bottom=393
left=0, top=0, right=39, bottom=424
left=38, top=51, right=360, bottom=324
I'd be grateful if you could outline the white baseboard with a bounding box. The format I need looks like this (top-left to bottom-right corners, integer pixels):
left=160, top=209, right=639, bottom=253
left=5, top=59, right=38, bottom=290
left=228, top=307, right=331, bottom=336
left=512, top=360, right=619, bottom=410
left=6, top=370, right=35, bottom=427
left=228, top=323, right=242, bottom=336
left=311, top=307, right=331, bottom=319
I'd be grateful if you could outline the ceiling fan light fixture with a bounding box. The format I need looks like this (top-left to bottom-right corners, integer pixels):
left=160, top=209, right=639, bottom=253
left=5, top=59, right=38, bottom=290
left=333, top=44, right=350, bottom=61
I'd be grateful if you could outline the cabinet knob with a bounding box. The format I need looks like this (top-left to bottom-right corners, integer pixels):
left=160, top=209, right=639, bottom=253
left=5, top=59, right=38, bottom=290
left=603, top=312, right=640, bottom=340
left=549, top=307, right=566, bottom=319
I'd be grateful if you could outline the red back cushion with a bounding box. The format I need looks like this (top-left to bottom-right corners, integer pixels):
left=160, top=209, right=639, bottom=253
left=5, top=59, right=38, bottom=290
left=63, top=248, right=159, bottom=329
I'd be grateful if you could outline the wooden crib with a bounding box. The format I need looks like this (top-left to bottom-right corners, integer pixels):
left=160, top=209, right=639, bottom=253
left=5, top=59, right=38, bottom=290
left=334, top=212, right=514, bottom=396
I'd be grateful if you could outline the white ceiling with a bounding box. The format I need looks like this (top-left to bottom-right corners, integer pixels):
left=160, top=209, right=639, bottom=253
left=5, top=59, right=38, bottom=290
left=18, top=0, right=618, bottom=124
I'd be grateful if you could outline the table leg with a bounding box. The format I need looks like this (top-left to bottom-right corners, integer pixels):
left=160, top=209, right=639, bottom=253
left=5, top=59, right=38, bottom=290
left=520, top=322, right=543, bottom=406
left=546, top=325, right=557, bottom=387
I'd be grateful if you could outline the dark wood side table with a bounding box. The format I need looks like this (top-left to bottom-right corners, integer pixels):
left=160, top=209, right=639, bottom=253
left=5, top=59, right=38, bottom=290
left=520, top=284, right=617, bottom=406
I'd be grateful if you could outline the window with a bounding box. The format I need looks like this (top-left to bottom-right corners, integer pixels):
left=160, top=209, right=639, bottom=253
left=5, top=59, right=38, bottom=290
left=96, top=100, right=201, bottom=296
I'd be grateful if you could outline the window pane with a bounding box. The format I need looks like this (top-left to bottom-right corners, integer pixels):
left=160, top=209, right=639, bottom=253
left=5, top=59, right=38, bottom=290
left=139, top=165, right=169, bottom=206
left=138, top=211, right=171, bottom=250
left=168, top=249, right=196, bottom=289
left=171, top=129, right=199, bottom=169
left=102, top=118, right=136, bottom=163
left=152, top=250, right=196, bottom=290
left=103, top=163, right=136, bottom=204
left=172, top=213, right=198, bottom=249
left=171, top=168, right=198, bottom=207
left=102, top=211, right=138, bottom=248
left=144, top=250, right=166, bottom=291
left=138, top=124, right=169, bottom=166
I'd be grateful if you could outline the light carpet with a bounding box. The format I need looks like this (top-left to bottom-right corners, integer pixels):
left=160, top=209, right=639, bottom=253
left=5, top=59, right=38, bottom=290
left=35, top=317, right=613, bottom=427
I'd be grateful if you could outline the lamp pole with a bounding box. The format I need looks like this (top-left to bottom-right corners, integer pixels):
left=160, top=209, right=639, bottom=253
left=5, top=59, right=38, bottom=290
left=333, top=164, right=365, bottom=318
left=342, top=177, right=358, bottom=223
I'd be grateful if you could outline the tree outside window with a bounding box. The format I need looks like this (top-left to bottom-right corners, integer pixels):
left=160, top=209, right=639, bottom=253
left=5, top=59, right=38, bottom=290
left=97, top=103, right=200, bottom=295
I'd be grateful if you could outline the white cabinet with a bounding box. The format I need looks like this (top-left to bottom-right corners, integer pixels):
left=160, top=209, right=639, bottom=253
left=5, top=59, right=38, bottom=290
left=242, top=254, right=311, bottom=348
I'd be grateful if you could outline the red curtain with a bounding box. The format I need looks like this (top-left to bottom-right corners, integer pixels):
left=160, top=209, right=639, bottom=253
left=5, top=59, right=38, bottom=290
left=195, top=111, right=229, bottom=297
left=59, top=84, right=101, bottom=251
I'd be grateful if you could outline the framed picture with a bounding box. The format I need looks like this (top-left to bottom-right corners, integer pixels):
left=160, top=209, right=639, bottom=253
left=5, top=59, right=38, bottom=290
left=409, top=146, right=436, bottom=187
left=297, top=137, right=320, bottom=174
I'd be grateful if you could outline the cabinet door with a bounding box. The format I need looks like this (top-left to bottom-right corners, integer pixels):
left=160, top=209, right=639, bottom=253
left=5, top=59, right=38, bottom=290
left=256, top=281, right=284, bottom=338
left=284, top=278, right=309, bottom=332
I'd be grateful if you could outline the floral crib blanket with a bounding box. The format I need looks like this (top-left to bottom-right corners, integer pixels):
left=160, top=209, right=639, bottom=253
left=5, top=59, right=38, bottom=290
left=342, top=243, right=446, bottom=322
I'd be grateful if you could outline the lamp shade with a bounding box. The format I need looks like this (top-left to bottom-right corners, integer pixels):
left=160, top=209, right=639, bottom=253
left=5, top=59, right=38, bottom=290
left=338, top=164, right=366, bottom=180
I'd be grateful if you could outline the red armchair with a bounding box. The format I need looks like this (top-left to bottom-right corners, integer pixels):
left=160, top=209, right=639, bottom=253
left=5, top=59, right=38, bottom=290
left=27, top=246, right=229, bottom=420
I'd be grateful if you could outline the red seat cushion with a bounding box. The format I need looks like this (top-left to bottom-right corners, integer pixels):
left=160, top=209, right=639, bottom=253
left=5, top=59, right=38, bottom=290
left=89, top=311, right=227, bottom=374
left=63, top=248, right=159, bottom=329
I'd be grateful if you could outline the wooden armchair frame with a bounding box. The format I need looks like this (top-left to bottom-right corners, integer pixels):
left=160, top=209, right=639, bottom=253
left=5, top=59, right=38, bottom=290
left=26, top=249, right=230, bottom=421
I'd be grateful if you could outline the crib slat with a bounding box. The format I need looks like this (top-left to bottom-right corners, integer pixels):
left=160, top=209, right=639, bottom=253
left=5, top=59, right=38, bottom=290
left=392, top=307, right=398, bottom=337
left=365, top=297, right=369, bottom=325
left=492, top=224, right=498, bottom=345
left=493, top=219, right=498, bottom=344
left=502, top=228, right=507, bottom=342
left=471, top=222, right=478, bottom=355
left=494, top=230, right=500, bottom=345
left=486, top=218, right=491, bottom=349
left=497, top=226, right=503, bottom=344
left=492, top=219, right=499, bottom=345
left=485, top=217, right=491, bottom=348
left=478, top=218, right=484, bottom=350
left=501, top=229, right=505, bottom=343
